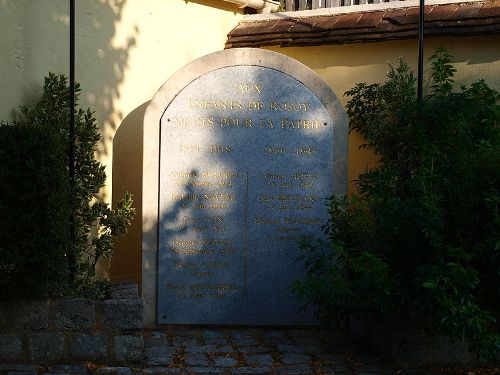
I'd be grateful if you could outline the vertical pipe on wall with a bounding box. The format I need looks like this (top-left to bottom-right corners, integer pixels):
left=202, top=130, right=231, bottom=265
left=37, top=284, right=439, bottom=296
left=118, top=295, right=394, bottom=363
left=417, top=0, right=424, bottom=102
left=69, top=0, right=76, bottom=278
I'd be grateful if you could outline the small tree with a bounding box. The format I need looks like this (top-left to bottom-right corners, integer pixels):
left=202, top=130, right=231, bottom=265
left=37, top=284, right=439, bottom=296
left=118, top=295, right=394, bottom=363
left=0, top=73, right=135, bottom=299
left=294, top=49, right=499, bottom=360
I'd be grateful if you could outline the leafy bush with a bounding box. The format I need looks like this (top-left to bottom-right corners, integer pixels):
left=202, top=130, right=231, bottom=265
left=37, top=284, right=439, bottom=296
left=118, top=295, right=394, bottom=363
left=0, top=73, right=135, bottom=299
left=0, top=124, right=70, bottom=299
left=294, top=48, right=499, bottom=360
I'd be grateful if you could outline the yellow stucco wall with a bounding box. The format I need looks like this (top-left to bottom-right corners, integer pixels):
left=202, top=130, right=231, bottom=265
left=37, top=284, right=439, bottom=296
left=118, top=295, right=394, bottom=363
left=266, top=35, right=500, bottom=194
left=1, top=1, right=499, bottom=287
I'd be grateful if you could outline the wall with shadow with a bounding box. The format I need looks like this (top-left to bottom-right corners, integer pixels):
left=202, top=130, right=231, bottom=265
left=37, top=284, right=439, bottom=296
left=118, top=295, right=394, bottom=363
left=0, top=0, right=242, bottom=282
left=265, top=35, right=500, bottom=193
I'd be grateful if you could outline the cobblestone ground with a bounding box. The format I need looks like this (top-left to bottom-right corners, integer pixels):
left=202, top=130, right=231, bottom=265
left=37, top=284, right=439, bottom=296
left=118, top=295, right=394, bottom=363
left=141, top=327, right=397, bottom=375
left=1, top=328, right=449, bottom=375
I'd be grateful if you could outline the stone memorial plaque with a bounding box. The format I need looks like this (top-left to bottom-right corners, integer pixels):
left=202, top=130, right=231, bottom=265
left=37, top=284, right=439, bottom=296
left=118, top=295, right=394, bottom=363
left=143, top=49, right=347, bottom=326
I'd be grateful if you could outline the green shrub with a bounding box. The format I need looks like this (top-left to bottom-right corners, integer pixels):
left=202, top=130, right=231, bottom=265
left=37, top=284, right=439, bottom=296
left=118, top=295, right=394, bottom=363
left=0, top=124, right=70, bottom=299
left=294, top=48, right=499, bottom=360
left=0, top=73, right=135, bottom=299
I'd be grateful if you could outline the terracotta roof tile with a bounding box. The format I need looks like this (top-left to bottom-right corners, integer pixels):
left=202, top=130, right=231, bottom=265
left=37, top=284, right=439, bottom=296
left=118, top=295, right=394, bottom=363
left=479, top=0, right=500, bottom=17
left=382, top=8, right=409, bottom=25
left=226, top=0, right=500, bottom=48
left=355, top=12, right=385, bottom=28
left=426, top=4, right=460, bottom=22
left=313, top=15, right=342, bottom=30
left=454, top=2, right=483, bottom=18
left=334, top=13, right=364, bottom=29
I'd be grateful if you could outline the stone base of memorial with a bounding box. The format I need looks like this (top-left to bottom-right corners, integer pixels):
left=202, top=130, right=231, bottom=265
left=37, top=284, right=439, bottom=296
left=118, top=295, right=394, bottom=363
left=0, top=283, right=143, bottom=365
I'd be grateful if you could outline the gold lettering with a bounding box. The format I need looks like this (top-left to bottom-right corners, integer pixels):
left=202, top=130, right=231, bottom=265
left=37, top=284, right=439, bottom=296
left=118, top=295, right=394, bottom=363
left=259, top=119, right=274, bottom=129
left=263, top=146, right=286, bottom=155
left=203, top=194, right=235, bottom=201
left=172, top=116, right=214, bottom=127
left=269, top=101, right=310, bottom=112
left=170, top=193, right=197, bottom=201
left=296, top=147, right=317, bottom=156
left=264, top=173, right=285, bottom=179
left=208, top=145, right=233, bottom=153
left=219, top=117, right=252, bottom=127
left=237, top=83, right=262, bottom=94
left=189, top=99, right=243, bottom=111
left=248, top=101, right=264, bottom=110
left=281, top=118, right=321, bottom=129
left=254, top=217, right=281, bottom=225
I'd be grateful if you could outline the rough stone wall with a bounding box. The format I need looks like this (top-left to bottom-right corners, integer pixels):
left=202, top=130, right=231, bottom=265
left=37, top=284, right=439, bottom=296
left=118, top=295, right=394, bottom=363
left=0, top=283, right=143, bottom=365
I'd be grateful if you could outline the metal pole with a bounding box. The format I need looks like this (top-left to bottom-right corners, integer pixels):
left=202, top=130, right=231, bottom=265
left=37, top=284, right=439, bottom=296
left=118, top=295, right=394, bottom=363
left=69, top=0, right=76, bottom=279
left=417, top=0, right=425, bottom=102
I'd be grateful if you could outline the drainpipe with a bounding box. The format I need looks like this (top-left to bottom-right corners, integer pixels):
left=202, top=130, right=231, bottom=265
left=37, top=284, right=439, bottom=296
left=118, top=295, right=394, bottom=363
left=223, top=0, right=280, bottom=13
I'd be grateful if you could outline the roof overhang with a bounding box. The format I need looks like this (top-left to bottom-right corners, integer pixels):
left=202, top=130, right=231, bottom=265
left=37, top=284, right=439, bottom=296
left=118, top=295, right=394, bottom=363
left=226, top=0, right=500, bottom=48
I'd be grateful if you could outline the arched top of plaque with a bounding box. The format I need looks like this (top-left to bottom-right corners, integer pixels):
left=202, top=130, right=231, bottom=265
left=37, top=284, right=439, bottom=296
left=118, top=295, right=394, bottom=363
left=142, top=48, right=348, bottom=327
left=144, top=47, right=347, bottom=192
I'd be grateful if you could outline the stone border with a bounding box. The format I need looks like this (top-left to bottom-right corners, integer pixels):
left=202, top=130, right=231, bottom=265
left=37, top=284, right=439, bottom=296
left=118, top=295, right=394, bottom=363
left=0, top=284, right=143, bottom=365
left=142, top=48, right=348, bottom=328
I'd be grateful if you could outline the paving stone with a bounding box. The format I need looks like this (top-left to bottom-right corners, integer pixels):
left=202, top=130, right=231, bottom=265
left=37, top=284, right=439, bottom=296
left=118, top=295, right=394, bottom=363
left=236, top=346, right=273, bottom=354
left=145, top=332, right=168, bottom=347
left=185, top=353, right=208, bottom=366
left=70, top=333, right=107, bottom=361
left=261, top=330, right=288, bottom=340
left=171, top=329, right=201, bottom=338
left=49, top=365, right=87, bottom=374
left=276, top=365, right=313, bottom=375
left=231, top=368, right=271, bottom=375
left=244, top=354, right=273, bottom=366
left=144, top=347, right=176, bottom=366
left=227, top=331, right=255, bottom=339
left=101, top=299, right=143, bottom=330
left=0, top=300, right=49, bottom=330
left=201, top=330, right=226, bottom=339
left=276, top=344, right=306, bottom=354
left=0, top=365, right=37, bottom=372
left=261, top=336, right=293, bottom=345
left=315, top=353, right=340, bottom=363
left=316, top=366, right=344, bottom=374
left=185, top=369, right=225, bottom=375
left=203, top=337, right=228, bottom=345
left=186, top=345, right=232, bottom=354
left=172, top=337, right=199, bottom=347
left=0, top=334, right=22, bottom=360
left=214, top=356, right=238, bottom=367
left=96, top=367, right=132, bottom=375
left=115, top=335, right=144, bottom=363
left=30, top=332, right=65, bottom=362
left=142, top=368, right=181, bottom=374
left=53, top=299, right=96, bottom=330
left=288, top=330, right=312, bottom=338
left=230, top=338, right=259, bottom=346
left=280, top=353, right=311, bottom=364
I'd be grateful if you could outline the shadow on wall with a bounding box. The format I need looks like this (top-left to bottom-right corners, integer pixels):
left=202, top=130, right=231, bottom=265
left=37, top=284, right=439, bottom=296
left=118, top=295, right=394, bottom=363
left=0, top=0, right=138, bottom=203
left=0, top=0, right=139, bottom=278
left=76, top=0, right=138, bottom=195
left=111, top=102, right=148, bottom=286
